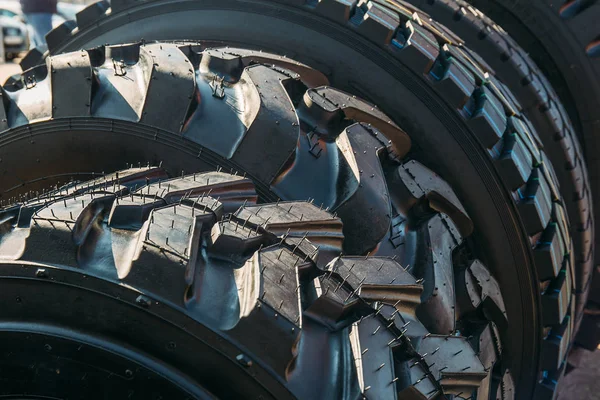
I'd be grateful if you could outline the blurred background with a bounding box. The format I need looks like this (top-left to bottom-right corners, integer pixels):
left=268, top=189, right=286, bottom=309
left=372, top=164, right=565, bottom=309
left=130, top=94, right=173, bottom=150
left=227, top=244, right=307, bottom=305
left=0, top=0, right=90, bottom=78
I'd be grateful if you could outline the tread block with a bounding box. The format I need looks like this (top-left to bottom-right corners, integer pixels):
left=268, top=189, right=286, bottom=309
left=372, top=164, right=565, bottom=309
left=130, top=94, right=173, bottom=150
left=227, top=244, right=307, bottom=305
left=226, top=244, right=310, bottom=371
left=8, top=64, right=52, bottom=126
left=539, top=153, right=561, bottom=203
left=334, top=123, right=393, bottom=254
left=308, top=273, right=374, bottom=331
left=271, top=122, right=361, bottom=226
left=21, top=193, right=115, bottom=267
left=92, top=44, right=149, bottom=122
left=379, top=303, right=428, bottom=344
left=552, top=202, right=572, bottom=253
left=517, top=169, right=553, bottom=235
left=541, top=315, right=572, bottom=371
left=396, top=361, right=439, bottom=399
left=500, top=370, right=516, bottom=400
left=50, top=51, right=94, bottom=118
left=326, top=256, right=422, bottom=305
left=300, top=86, right=411, bottom=157
left=208, top=217, right=272, bottom=264
left=314, top=0, right=357, bottom=22
left=510, top=116, right=542, bottom=165
left=352, top=314, right=398, bottom=399
left=17, top=198, right=62, bottom=227
left=419, top=335, right=487, bottom=396
left=236, top=201, right=344, bottom=261
left=139, top=44, right=197, bottom=133
left=392, top=21, right=440, bottom=74
left=485, top=76, right=520, bottom=116
left=535, top=364, right=565, bottom=400
left=107, top=194, right=167, bottom=230
left=542, top=266, right=572, bottom=326
left=45, top=20, right=77, bottom=53
left=463, top=86, right=507, bottom=148
left=495, top=131, right=534, bottom=190
left=229, top=64, right=300, bottom=183
left=398, top=160, right=473, bottom=236
left=416, top=214, right=462, bottom=334
left=456, top=260, right=507, bottom=328
left=76, top=0, right=110, bottom=30
left=449, top=44, right=492, bottom=81
left=20, top=46, right=46, bottom=71
left=429, top=44, right=477, bottom=108
left=534, top=223, right=566, bottom=281
left=287, top=269, right=372, bottom=399
left=256, top=245, right=314, bottom=324
left=75, top=167, right=168, bottom=195
left=355, top=1, right=400, bottom=44
left=472, top=324, right=500, bottom=400
left=469, top=260, right=508, bottom=327
left=139, top=171, right=257, bottom=213
left=288, top=311, right=363, bottom=399
left=201, top=47, right=329, bottom=87
left=121, top=204, right=207, bottom=302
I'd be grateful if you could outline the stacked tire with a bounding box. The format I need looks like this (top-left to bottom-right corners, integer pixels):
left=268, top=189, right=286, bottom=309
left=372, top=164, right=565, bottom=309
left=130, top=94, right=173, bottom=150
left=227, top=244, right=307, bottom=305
left=0, top=0, right=596, bottom=399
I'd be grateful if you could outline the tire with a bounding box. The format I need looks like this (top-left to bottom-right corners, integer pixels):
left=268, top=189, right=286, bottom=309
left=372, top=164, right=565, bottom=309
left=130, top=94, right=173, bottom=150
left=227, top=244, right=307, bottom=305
left=0, top=164, right=505, bottom=400
left=0, top=4, right=576, bottom=400
left=399, top=0, right=596, bottom=352
left=456, top=0, right=600, bottom=237
left=459, top=0, right=600, bottom=353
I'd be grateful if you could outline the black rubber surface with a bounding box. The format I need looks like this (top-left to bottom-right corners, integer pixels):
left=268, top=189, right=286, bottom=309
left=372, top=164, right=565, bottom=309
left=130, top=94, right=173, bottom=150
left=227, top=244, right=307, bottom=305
left=457, top=0, right=600, bottom=350
left=0, top=1, right=585, bottom=397
left=0, top=164, right=492, bottom=397
left=402, top=0, right=593, bottom=333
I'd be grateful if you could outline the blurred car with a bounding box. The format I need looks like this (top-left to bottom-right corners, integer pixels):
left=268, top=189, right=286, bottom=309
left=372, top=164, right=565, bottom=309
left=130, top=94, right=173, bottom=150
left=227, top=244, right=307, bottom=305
left=0, top=0, right=84, bottom=59
left=0, top=13, right=27, bottom=59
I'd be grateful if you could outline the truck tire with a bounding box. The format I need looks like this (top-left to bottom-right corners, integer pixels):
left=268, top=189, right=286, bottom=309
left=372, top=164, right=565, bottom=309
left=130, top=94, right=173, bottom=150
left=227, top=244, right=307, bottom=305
left=399, top=0, right=596, bottom=352
left=0, top=3, right=581, bottom=399
left=16, top=2, right=595, bottom=345
left=457, top=2, right=600, bottom=305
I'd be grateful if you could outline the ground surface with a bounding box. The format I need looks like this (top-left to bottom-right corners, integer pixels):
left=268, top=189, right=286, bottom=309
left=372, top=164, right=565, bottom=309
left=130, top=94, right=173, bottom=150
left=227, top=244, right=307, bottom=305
left=558, top=348, right=600, bottom=400
left=0, top=59, right=21, bottom=80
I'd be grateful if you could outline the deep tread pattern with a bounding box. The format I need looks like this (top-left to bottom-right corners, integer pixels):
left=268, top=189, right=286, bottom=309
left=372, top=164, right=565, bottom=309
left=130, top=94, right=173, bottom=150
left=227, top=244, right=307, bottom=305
left=139, top=171, right=257, bottom=213
left=235, top=201, right=344, bottom=263
left=517, top=168, right=553, bottom=235
left=0, top=24, right=578, bottom=397
left=199, top=47, right=330, bottom=88
left=396, top=160, right=473, bottom=237
left=418, top=335, right=486, bottom=396
left=0, top=157, right=495, bottom=400
left=19, top=46, right=46, bottom=71
left=402, top=0, right=593, bottom=375
left=417, top=213, right=461, bottom=335
left=463, top=85, right=507, bottom=148
left=139, top=45, right=197, bottom=133
left=456, top=260, right=508, bottom=329
left=45, top=20, right=77, bottom=53
left=471, top=324, right=502, bottom=400
left=76, top=0, right=110, bottom=30
left=50, top=51, right=93, bottom=118
left=220, top=64, right=299, bottom=182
